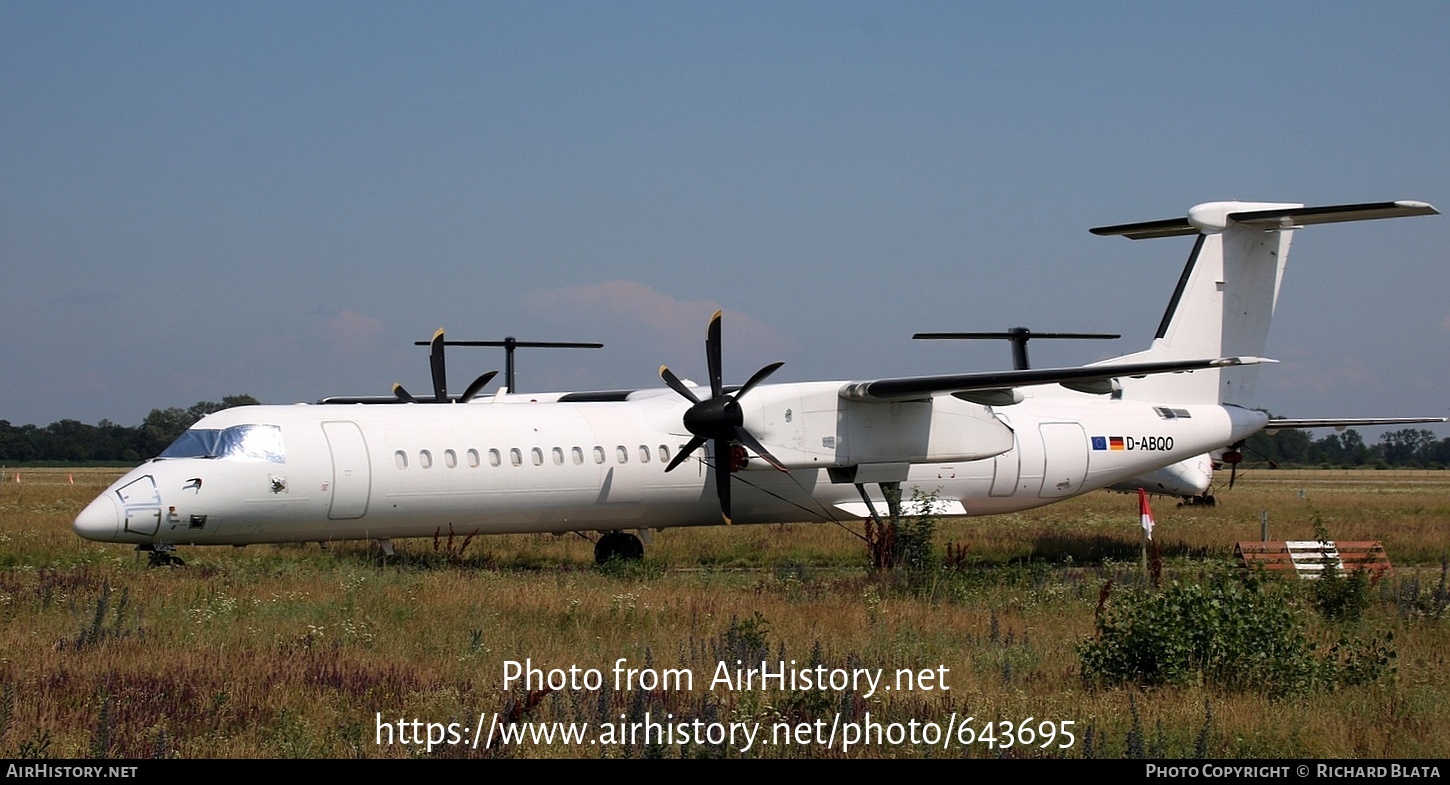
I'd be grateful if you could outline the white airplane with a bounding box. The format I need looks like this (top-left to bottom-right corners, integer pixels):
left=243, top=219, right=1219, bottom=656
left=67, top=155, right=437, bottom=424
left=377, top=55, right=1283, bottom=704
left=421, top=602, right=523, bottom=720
left=74, top=199, right=1441, bottom=564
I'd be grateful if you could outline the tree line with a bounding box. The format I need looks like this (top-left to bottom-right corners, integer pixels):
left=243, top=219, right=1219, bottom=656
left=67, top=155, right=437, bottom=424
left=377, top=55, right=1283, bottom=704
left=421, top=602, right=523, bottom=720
left=0, top=397, right=1446, bottom=468
left=0, top=395, right=259, bottom=463
left=1244, top=426, right=1450, bottom=470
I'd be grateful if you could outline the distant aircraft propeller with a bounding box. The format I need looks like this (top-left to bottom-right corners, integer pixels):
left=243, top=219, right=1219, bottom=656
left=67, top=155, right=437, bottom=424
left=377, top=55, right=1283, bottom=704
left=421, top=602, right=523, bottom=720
left=393, top=329, right=498, bottom=403
left=1222, top=443, right=1244, bottom=489
left=1221, top=439, right=1279, bottom=490
left=420, top=336, right=604, bottom=394
left=913, top=327, right=1120, bottom=371
left=659, top=311, right=788, bottom=524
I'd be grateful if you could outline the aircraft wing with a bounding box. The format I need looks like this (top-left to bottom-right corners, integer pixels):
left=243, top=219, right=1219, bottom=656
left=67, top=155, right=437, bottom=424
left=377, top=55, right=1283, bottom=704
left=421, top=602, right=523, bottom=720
left=1265, top=417, right=1447, bottom=431
left=837, top=356, right=1274, bottom=403
left=326, top=358, right=1279, bottom=407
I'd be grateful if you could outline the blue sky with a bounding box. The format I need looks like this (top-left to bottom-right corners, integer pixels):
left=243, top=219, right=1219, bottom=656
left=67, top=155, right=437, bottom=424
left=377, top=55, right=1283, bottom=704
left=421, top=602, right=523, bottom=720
left=3, top=2, right=1447, bottom=437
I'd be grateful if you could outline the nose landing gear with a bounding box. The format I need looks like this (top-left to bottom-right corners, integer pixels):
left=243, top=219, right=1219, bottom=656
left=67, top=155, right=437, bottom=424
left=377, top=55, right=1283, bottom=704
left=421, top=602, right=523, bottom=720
left=138, top=543, right=185, bottom=567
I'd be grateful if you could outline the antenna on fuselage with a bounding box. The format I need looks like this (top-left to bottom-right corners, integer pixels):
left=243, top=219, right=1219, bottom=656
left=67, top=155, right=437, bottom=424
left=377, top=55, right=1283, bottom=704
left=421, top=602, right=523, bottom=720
left=419, top=336, right=604, bottom=393
left=913, top=327, right=1120, bottom=370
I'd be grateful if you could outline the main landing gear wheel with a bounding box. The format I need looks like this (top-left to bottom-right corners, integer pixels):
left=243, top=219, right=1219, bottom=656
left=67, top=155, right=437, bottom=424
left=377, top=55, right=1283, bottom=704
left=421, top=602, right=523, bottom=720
left=594, top=531, right=644, bottom=564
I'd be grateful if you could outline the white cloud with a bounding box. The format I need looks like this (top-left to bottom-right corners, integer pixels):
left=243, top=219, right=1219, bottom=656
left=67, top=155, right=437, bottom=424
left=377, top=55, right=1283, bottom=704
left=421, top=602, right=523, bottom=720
left=522, top=280, right=797, bottom=363
left=311, top=309, right=386, bottom=355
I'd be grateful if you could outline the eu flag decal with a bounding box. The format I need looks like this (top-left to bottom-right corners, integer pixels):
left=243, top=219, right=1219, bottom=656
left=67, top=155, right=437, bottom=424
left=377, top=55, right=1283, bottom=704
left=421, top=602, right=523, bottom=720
left=1091, top=436, right=1107, bottom=451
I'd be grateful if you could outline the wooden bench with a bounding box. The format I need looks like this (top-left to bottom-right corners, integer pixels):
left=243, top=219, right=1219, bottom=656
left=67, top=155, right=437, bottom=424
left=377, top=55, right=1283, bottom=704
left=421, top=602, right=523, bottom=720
left=1234, top=540, right=1391, bottom=582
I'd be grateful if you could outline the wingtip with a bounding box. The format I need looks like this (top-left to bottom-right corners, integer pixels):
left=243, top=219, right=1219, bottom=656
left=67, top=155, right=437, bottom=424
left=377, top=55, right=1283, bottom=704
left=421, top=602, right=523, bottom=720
left=1395, top=199, right=1439, bottom=215
left=1211, top=356, right=1278, bottom=367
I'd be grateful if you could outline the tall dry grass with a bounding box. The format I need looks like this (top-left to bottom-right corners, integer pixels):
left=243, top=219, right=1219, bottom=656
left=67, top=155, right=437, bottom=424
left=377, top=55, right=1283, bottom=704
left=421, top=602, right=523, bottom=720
left=0, top=468, right=1446, bottom=758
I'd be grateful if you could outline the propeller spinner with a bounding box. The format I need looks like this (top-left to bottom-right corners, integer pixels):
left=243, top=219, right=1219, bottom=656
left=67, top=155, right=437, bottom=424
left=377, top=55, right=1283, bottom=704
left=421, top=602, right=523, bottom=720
left=659, top=311, right=788, bottom=524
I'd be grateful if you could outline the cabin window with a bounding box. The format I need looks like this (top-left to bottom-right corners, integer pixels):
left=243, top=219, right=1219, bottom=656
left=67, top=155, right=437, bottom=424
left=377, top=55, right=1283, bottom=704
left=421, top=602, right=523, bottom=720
left=658, top=445, right=670, bottom=463
left=395, top=450, right=408, bottom=469
left=552, top=447, right=564, bottom=466
left=571, top=446, right=584, bottom=465
left=616, top=445, right=628, bottom=464
left=467, top=449, right=480, bottom=468
left=531, top=447, right=543, bottom=466
left=510, top=448, right=522, bottom=467
left=488, top=448, right=501, bottom=468
left=638, top=445, right=650, bottom=463
left=444, top=449, right=457, bottom=468
left=419, top=450, right=433, bottom=469
left=593, top=446, right=605, bottom=464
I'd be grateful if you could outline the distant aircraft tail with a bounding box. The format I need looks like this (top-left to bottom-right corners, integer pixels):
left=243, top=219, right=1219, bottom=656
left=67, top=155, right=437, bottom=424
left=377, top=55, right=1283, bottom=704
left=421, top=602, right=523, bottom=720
left=1092, top=200, right=1436, bottom=406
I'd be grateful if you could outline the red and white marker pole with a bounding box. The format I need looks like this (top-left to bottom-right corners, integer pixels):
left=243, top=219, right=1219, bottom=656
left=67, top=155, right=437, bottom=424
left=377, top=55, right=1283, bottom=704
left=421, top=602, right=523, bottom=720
left=1138, top=487, right=1155, bottom=541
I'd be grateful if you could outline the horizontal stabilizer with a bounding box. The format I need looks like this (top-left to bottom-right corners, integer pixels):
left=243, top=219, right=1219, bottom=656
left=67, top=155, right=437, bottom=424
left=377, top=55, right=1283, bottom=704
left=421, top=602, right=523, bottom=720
left=1232, top=201, right=1438, bottom=228
left=1266, top=416, right=1447, bottom=432
left=1090, top=216, right=1201, bottom=240
left=1092, top=200, right=1438, bottom=240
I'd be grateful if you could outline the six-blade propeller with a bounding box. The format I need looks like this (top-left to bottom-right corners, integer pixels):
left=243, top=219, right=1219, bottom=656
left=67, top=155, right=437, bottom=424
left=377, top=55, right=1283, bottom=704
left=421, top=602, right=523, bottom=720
left=659, top=311, right=788, bottom=524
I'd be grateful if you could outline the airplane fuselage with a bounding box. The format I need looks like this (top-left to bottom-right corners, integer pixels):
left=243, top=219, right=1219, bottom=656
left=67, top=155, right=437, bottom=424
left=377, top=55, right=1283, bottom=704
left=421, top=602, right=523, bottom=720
left=74, top=389, right=1265, bottom=547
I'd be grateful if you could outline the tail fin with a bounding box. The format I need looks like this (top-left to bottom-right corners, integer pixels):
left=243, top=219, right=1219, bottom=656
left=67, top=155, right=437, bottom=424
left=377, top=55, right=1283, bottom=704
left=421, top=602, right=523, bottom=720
left=1092, top=200, right=1436, bottom=406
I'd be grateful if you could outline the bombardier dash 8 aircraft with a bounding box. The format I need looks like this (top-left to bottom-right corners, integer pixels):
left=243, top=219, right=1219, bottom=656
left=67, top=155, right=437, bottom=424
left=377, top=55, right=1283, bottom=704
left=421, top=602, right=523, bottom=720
left=75, top=199, right=1441, bottom=564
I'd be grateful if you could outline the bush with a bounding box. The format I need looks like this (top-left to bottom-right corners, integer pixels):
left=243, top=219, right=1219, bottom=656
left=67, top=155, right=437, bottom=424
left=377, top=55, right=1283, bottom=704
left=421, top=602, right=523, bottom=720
left=1079, top=570, right=1318, bottom=695
left=894, top=489, right=940, bottom=573
left=1308, top=509, right=1372, bottom=622
left=1311, top=561, right=1373, bottom=621
left=1078, top=568, right=1393, bottom=697
left=865, top=487, right=941, bottom=572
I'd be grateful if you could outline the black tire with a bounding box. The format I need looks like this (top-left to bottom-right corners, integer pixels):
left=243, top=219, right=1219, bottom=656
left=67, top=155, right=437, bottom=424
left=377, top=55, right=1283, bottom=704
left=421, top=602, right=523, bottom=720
left=594, top=531, right=645, bottom=564
left=617, top=533, right=644, bottom=560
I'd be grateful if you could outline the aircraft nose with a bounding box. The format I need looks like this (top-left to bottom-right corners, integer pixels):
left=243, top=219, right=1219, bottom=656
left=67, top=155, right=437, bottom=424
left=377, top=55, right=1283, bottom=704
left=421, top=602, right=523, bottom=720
left=74, top=494, right=120, bottom=541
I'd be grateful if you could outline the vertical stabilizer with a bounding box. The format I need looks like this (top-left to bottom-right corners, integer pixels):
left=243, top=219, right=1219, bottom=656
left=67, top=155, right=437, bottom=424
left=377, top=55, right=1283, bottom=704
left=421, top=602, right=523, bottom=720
left=1091, top=200, right=1436, bottom=406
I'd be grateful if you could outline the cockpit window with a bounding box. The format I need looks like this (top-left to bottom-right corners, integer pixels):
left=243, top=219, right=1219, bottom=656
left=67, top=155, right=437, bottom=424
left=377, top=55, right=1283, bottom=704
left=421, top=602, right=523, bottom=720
left=158, top=424, right=285, bottom=463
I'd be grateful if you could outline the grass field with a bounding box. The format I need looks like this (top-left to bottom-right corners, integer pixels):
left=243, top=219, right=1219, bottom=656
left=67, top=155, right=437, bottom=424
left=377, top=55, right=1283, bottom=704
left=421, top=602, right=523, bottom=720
left=1, top=467, right=1447, bottom=758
